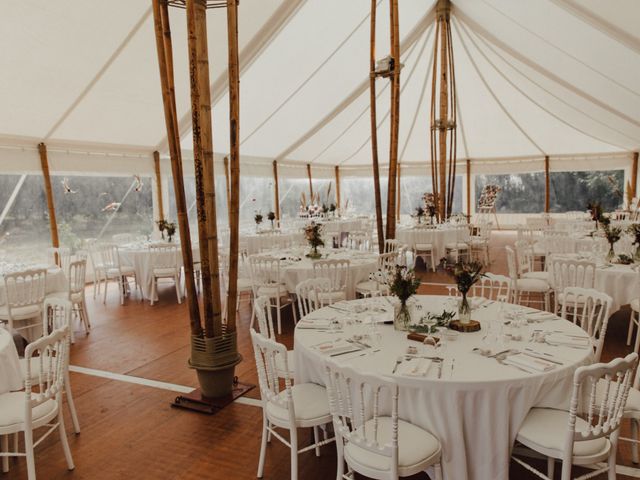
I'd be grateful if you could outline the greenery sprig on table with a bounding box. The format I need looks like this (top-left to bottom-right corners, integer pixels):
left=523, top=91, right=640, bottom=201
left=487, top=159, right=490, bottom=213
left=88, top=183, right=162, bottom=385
left=412, top=310, right=456, bottom=334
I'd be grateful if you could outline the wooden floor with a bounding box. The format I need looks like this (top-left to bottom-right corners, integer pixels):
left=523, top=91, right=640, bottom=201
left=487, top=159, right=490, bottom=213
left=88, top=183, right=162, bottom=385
left=3, top=231, right=640, bottom=480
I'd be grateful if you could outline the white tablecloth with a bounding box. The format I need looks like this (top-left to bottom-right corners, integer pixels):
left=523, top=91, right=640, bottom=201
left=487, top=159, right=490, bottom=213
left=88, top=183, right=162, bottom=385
left=294, top=295, right=592, bottom=480
left=265, top=248, right=378, bottom=299
left=244, top=231, right=305, bottom=254
left=0, top=329, right=23, bottom=394
left=322, top=219, right=366, bottom=234
left=397, top=226, right=464, bottom=261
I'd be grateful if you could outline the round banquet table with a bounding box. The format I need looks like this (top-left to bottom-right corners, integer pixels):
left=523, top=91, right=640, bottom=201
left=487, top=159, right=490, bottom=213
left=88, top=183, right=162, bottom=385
left=0, top=328, right=23, bottom=394
left=396, top=225, right=467, bottom=261
left=118, top=242, right=200, bottom=301
left=294, top=295, right=592, bottom=480
left=322, top=219, right=366, bottom=235
left=244, top=231, right=305, bottom=254
left=263, top=247, right=378, bottom=299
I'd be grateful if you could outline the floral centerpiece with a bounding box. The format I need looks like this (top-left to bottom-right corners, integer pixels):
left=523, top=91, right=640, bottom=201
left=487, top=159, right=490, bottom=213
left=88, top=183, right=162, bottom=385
left=422, top=192, right=437, bottom=224
left=267, top=211, right=276, bottom=229
left=628, top=224, right=640, bottom=261
left=414, top=206, right=425, bottom=224
left=322, top=203, right=329, bottom=215
left=587, top=201, right=604, bottom=229
left=388, top=265, right=421, bottom=331
left=157, top=219, right=177, bottom=242
left=447, top=261, right=484, bottom=324
left=329, top=203, right=337, bottom=217
left=603, top=224, right=621, bottom=262
left=304, top=222, right=324, bottom=259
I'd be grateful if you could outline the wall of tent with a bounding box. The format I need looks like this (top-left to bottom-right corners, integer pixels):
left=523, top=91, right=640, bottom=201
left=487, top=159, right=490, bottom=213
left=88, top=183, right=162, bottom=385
left=0, top=145, right=633, bottom=263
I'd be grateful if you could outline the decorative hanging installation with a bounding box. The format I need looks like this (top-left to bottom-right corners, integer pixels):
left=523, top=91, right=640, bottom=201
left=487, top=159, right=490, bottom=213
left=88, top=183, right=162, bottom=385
left=61, top=177, right=76, bottom=194
left=133, top=174, right=144, bottom=192
left=429, top=0, right=458, bottom=221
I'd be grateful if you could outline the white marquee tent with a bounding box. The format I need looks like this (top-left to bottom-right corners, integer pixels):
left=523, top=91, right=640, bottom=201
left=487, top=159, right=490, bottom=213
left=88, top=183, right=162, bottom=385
left=1, top=0, right=639, bottom=182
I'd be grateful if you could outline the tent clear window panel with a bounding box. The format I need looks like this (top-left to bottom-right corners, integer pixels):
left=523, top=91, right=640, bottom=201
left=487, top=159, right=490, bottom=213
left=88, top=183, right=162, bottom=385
left=549, top=170, right=624, bottom=213
left=401, top=175, right=463, bottom=215
left=239, top=176, right=274, bottom=225
left=0, top=174, right=50, bottom=262
left=52, top=174, right=153, bottom=248
left=311, top=179, right=337, bottom=208
left=341, top=176, right=388, bottom=216
left=167, top=175, right=229, bottom=236
left=280, top=178, right=310, bottom=219
left=475, top=173, right=545, bottom=213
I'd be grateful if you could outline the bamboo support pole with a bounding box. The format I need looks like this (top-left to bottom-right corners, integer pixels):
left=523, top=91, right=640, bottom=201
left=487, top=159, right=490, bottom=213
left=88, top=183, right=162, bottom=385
left=544, top=155, right=550, bottom=213
left=632, top=152, right=639, bottom=200
left=226, top=0, right=240, bottom=333
left=38, top=143, right=60, bottom=250
left=306, top=163, right=313, bottom=200
left=223, top=156, right=231, bottom=217
left=273, top=160, right=280, bottom=220
left=396, top=163, right=401, bottom=221
left=152, top=0, right=201, bottom=336
left=437, top=7, right=448, bottom=221
left=369, top=0, right=385, bottom=253
left=334, top=165, right=341, bottom=212
left=466, top=158, right=471, bottom=221
left=385, top=0, right=401, bottom=240
left=153, top=151, right=165, bottom=221
left=186, top=0, right=224, bottom=338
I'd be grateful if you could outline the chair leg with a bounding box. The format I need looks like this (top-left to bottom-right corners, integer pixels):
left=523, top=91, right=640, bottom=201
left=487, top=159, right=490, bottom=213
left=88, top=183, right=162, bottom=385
left=627, top=310, right=635, bottom=346
left=631, top=418, right=639, bottom=464
left=434, top=463, right=443, bottom=480
left=1, top=434, right=8, bottom=473
left=151, top=277, right=156, bottom=306
left=335, top=435, right=344, bottom=480
left=24, top=428, right=36, bottom=480
left=313, top=426, right=320, bottom=457
left=175, top=275, right=182, bottom=304
left=103, top=277, right=109, bottom=304
left=57, top=407, right=75, bottom=471
left=290, top=426, right=298, bottom=480
left=257, top=416, right=268, bottom=478
left=65, top=371, right=81, bottom=434
left=276, top=297, right=282, bottom=335
left=81, top=300, right=91, bottom=331
left=547, top=456, right=555, bottom=479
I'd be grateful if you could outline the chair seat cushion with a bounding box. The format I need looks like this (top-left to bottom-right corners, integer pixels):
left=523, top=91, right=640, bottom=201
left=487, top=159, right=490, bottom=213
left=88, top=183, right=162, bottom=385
left=0, top=304, right=42, bottom=321
left=237, top=277, right=253, bottom=292
left=47, top=290, right=83, bottom=304
left=257, top=284, right=289, bottom=298
left=0, top=392, right=58, bottom=428
left=355, top=280, right=381, bottom=293
left=345, top=417, right=441, bottom=475
left=517, top=408, right=609, bottom=459
left=414, top=243, right=433, bottom=251
left=317, top=291, right=347, bottom=303
left=266, top=383, right=330, bottom=425
left=106, top=266, right=135, bottom=277
left=522, top=272, right=549, bottom=282
left=153, top=267, right=178, bottom=277
left=515, top=278, right=549, bottom=293
left=445, top=242, right=470, bottom=250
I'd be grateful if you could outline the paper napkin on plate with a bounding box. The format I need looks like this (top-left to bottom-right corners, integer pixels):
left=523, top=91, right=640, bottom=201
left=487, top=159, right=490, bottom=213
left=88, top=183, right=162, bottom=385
left=297, top=318, right=332, bottom=330
left=502, top=353, right=556, bottom=372
left=396, top=357, right=432, bottom=377
left=545, top=333, right=590, bottom=347
left=314, top=340, right=361, bottom=356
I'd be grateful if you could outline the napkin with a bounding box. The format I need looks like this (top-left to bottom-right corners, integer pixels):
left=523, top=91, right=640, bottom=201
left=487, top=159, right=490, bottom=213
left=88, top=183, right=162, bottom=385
left=526, top=312, right=558, bottom=322
left=502, top=353, right=556, bottom=372
left=297, top=318, right=332, bottom=330
left=396, top=357, right=432, bottom=377
left=545, top=333, right=590, bottom=347
left=314, top=340, right=361, bottom=356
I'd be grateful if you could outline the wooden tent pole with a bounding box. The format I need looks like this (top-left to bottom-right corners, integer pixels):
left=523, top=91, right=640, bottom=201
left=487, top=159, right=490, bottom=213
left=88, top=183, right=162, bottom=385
left=37, top=143, right=59, bottom=249
left=306, top=163, right=313, bottom=200
left=273, top=160, right=280, bottom=221
left=631, top=151, right=639, bottom=200
left=152, top=0, right=201, bottom=336
left=153, top=151, right=165, bottom=221
left=223, top=156, right=231, bottom=217
left=396, top=163, right=401, bottom=221
left=186, top=0, right=224, bottom=338
left=437, top=5, right=448, bottom=221
left=385, top=0, right=401, bottom=240
left=369, top=0, right=385, bottom=253
left=544, top=155, right=550, bottom=213
left=466, top=158, right=471, bottom=221
left=334, top=165, right=341, bottom=212
left=226, top=0, right=241, bottom=333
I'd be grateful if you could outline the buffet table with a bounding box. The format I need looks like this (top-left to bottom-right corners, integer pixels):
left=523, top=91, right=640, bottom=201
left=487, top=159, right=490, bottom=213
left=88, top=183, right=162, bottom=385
left=294, top=295, right=592, bottom=480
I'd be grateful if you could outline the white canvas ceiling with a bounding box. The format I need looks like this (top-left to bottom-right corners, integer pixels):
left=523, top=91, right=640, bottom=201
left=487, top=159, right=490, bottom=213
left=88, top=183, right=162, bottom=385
left=0, top=0, right=638, bottom=174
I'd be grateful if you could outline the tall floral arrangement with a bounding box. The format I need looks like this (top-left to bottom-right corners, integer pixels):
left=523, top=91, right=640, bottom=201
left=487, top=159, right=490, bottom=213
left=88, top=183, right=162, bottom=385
left=304, top=222, right=324, bottom=259
left=388, top=265, right=421, bottom=330
left=422, top=192, right=437, bottom=222
left=628, top=224, right=640, bottom=260
left=157, top=218, right=177, bottom=242
left=447, top=261, right=484, bottom=324
left=603, top=224, right=621, bottom=262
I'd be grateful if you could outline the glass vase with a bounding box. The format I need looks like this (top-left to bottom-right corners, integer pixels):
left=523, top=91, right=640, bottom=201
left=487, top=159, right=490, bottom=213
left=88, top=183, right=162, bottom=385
left=607, top=243, right=616, bottom=263
left=458, top=292, right=471, bottom=325
left=394, top=300, right=411, bottom=331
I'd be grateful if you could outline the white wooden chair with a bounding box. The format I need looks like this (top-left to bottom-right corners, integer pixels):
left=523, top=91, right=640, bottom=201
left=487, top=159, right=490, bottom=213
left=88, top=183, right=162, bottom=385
left=384, top=239, right=400, bottom=254
left=219, top=251, right=253, bottom=323
left=472, top=273, right=511, bottom=302
left=18, top=298, right=81, bottom=434
left=444, top=225, right=471, bottom=263
left=513, top=353, right=638, bottom=480
left=514, top=239, right=549, bottom=282
left=324, top=361, right=443, bottom=480
left=413, top=228, right=437, bottom=272
left=355, top=252, right=397, bottom=298
left=254, top=295, right=295, bottom=377
left=548, top=256, right=596, bottom=313
left=469, top=222, right=491, bottom=266
left=97, top=243, right=139, bottom=305
left=86, top=240, right=107, bottom=299
left=0, top=326, right=75, bottom=479
left=346, top=230, right=371, bottom=252
left=47, top=259, right=90, bottom=337
left=560, top=287, right=612, bottom=362
left=251, top=329, right=333, bottom=480
left=627, top=268, right=640, bottom=353
left=149, top=244, right=182, bottom=306
left=248, top=255, right=296, bottom=335
left=506, top=246, right=550, bottom=310
left=0, top=268, right=47, bottom=339
left=313, top=259, right=350, bottom=306
left=296, top=277, right=330, bottom=317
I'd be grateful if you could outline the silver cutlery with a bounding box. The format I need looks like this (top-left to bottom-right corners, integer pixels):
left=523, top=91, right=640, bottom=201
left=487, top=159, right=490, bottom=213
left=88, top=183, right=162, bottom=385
left=392, top=356, right=403, bottom=374
left=523, top=348, right=564, bottom=365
